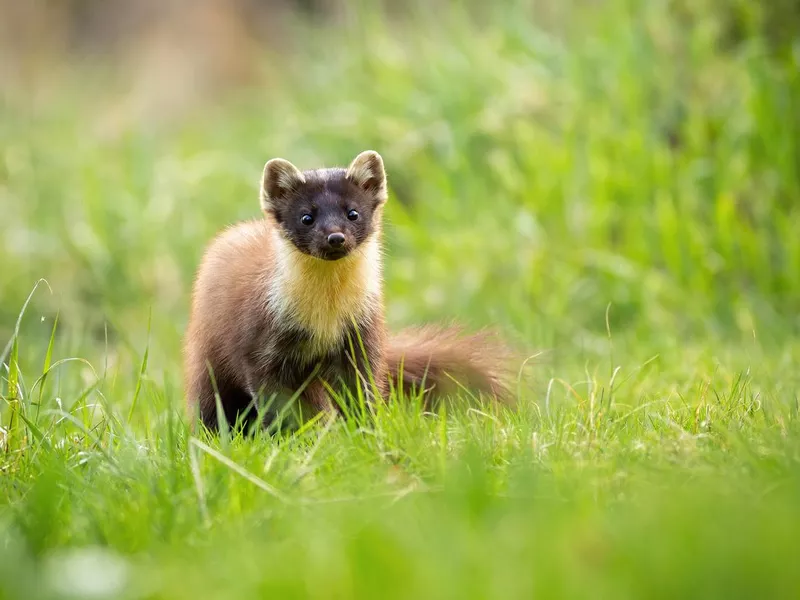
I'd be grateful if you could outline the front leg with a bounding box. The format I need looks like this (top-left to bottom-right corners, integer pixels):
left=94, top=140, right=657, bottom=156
left=295, top=378, right=338, bottom=422
left=340, top=320, right=388, bottom=403
left=249, top=378, right=335, bottom=431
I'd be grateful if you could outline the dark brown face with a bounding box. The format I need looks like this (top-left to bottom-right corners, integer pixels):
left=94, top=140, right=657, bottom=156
left=267, top=169, right=379, bottom=260
left=260, top=151, right=388, bottom=261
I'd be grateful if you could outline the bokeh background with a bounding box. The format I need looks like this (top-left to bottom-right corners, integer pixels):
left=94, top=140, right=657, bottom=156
left=2, top=0, right=798, bottom=367
left=1, top=2, right=800, bottom=598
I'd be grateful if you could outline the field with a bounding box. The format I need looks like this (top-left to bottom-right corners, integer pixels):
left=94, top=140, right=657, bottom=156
left=2, top=2, right=800, bottom=598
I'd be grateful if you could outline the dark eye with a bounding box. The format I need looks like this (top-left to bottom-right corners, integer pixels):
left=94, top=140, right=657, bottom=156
left=347, top=209, right=359, bottom=221
left=301, top=214, right=314, bottom=226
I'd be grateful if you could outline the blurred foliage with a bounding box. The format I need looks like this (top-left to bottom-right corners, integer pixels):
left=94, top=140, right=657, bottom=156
left=672, top=0, right=800, bottom=56
left=1, top=0, right=798, bottom=355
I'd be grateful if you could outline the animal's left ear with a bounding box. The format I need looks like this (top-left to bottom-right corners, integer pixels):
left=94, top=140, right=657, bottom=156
left=346, top=150, right=388, bottom=203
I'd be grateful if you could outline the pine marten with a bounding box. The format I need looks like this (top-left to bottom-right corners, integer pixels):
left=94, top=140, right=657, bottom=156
left=183, top=150, right=514, bottom=431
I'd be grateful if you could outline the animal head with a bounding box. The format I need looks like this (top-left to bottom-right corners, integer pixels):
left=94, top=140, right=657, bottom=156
left=260, top=150, right=388, bottom=261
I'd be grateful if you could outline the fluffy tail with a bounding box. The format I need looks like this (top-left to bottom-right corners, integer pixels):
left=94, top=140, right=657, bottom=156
left=386, top=325, right=517, bottom=406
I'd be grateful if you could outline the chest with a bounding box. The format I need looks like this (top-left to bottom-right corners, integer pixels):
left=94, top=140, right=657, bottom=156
left=255, top=323, right=354, bottom=389
left=277, top=270, right=373, bottom=352
left=266, top=238, right=382, bottom=356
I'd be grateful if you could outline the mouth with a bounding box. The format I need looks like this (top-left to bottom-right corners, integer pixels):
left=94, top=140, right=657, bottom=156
left=319, top=249, right=349, bottom=261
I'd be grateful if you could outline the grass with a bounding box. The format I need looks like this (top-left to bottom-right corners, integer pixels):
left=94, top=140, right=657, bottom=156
left=1, top=1, right=800, bottom=598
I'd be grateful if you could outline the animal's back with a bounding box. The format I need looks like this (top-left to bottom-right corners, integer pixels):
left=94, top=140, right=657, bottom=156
left=183, top=219, right=275, bottom=396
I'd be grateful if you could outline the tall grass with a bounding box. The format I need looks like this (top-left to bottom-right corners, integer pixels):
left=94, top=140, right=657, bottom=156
left=1, top=1, right=799, bottom=598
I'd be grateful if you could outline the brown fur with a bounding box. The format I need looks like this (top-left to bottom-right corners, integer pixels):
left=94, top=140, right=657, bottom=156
left=386, top=325, right=515, bottom=406
left=183, top=151, right=515, bottom=433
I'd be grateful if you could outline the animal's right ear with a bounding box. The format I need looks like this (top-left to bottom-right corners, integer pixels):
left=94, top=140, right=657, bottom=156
left=260, top=158, right=306, bottom=212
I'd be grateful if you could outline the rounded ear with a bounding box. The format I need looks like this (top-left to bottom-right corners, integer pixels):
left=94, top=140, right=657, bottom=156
left=260, top=158, right=306, bottom=212
left=345, top=150, right=387, bottom=203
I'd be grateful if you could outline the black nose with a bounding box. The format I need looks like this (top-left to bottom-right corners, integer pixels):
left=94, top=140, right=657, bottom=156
left=327, top=232, right=346, bottom=248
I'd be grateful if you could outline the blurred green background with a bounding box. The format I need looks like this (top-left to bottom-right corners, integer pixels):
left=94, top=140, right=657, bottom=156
left=1, top=1, right=799, bottom=598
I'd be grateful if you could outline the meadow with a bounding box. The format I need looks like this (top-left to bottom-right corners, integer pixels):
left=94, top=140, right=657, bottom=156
left=1, top=2, right=799, bottom=598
